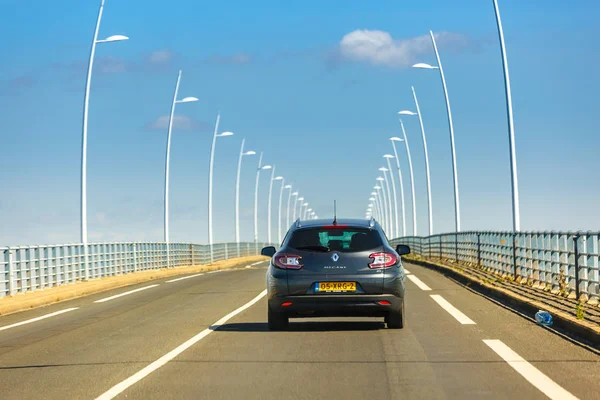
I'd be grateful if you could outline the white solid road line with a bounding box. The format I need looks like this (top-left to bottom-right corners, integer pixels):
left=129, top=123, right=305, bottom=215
left=245, top=265, right=253, bottom=269
left=95, top=289, right=268, bottom=400
left=94, top=285, right=160, bottom=304
left=251, top=261, right=263, bottom=266
left=430, top=294, right=476, bottom=325
left=0, top=308, right=79, bottom=332
left=165, top=273, right=205, bottom=283
left=483, top=339, right=579, bottom=400
left=407, top=274, right=432, bottom=291
left=207, top=270, right=222, bottom=274
left=404, top=269, right=411, bottom=274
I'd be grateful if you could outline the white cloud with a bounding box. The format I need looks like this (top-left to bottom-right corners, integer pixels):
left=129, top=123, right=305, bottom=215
left=203, top=52, right=252, bottom=65
left=148, top=49, right=173, bottom=64
left=146, top=115, right=210, bottom=131
left=339, top=30, right=469, bottom=68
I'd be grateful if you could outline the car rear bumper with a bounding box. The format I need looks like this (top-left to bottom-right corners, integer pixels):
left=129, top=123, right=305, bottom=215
left=268, top=294, right=403, bottom=318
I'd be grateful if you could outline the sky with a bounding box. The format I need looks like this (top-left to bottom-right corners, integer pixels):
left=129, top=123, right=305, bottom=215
left=1, top=0, right=599, bottom=246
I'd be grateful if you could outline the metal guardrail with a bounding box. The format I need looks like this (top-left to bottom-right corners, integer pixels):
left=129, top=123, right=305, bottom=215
left=1, top=241, right=273, bottom=298
left=390, top=232, right=600, bottom=305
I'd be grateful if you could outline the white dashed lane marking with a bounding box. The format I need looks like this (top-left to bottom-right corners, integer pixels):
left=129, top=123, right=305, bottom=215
left=94, top=285, right=159, bottom=303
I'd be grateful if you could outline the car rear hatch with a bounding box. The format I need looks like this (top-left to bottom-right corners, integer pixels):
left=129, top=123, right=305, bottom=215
left=283, top=225, right=385, bottom=295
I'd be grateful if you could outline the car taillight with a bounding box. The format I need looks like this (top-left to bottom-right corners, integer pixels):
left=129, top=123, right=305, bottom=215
left=273, top=253, right=303, bottom=269
left=368, top=252, right=397, bottom=269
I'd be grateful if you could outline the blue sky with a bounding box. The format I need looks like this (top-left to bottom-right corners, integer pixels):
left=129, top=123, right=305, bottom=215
left=1, top=0, right=599, bottom=246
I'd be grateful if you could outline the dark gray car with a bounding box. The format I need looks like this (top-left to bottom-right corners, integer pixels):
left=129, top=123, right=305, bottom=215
left=262, top=218, right=410, bottom=330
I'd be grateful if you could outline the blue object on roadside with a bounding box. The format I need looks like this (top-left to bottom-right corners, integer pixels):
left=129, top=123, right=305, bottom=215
left=535, top=310, right=553, bottom=326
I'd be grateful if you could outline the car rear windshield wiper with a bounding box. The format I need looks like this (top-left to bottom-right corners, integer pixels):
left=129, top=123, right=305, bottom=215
left=294, top=245, right=330, bottom=252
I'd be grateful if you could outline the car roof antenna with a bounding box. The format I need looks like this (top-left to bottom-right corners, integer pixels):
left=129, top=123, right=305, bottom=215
left=333, top=200, right=337, bottom=225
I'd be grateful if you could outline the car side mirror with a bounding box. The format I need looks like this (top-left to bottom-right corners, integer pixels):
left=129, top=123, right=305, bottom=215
left=261, top=246, right=276, bottom=257
left=395, top=244, right=411, bottom=256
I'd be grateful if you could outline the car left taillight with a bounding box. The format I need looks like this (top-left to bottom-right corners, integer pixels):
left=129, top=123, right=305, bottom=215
left=273, top=253, right=303, bottom=270
left=368, top=252, right=397, bottom=269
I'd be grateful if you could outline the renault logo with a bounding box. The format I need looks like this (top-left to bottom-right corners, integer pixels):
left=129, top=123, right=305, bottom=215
left=331, top=253, right=339, bottom=262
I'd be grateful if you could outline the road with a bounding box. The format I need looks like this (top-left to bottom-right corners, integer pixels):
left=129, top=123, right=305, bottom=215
left=0, top=258, right=598, bottom=399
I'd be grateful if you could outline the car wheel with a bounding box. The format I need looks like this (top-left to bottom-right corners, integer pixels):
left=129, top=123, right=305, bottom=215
left=268, top=306, right=289, bottom=330
left=386, top=301, right=405, bottom=329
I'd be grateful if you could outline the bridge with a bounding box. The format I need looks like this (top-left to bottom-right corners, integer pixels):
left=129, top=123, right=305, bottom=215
left=1, top=230, right=599, bottom=399
left=2, top=0, right=599, bottom=398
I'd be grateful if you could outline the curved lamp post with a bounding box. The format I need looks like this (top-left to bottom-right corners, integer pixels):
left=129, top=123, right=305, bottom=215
left=304, top=208, right=313, bottom=220
left=254, top=153, right=272, bottom=250
left=400, top=86, right=433, bottom=235
left=379, top=167, right=394, bottom=238
left=493, top=0, right=520, bottom=232
left=300, top=202, right=309, bottom=220
left=368, top=197, right=378, bottom=220
left=208, top=113, right=233, bottom=262
left=279, top=183, right=291, bottom=242
left=384, top=154, right=403, bottom=238
left=289, top=191, right=298, bottom=225
left=235, top=139, right=256, bottom=255
left=374, top=184, right=386, bottom=232
left=164, top=71, right=198, bottom=267
left=376, top=178, right=389, bottom=233
left=371, top=191, right=383, bottom=227
left=413, top=30, right=461, bottom=233
left=81, top=0, right=129, bottom=279
left=294, top=196, right=304, bottom=221
left=267, top=168, right=283, bottom=243
left=392, top=121, right=417, bottom=236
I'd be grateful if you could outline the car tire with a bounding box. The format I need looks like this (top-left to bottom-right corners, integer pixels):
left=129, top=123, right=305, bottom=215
left=386, top=301, right=405, bottom=329
left=268, top=306, right=289, bottom=331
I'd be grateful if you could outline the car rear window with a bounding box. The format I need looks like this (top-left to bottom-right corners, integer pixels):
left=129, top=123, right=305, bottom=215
left=288, top=227, right=383, bottom=253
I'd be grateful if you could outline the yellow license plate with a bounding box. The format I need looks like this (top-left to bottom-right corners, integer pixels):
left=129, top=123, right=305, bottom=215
left=317, top=282, right=356, bottom=292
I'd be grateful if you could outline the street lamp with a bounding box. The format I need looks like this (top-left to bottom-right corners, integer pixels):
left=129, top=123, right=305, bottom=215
left=267, top=168, right=283, bottom=244
left=294, top=196, right=304, bottom=221
left=368, top=197, right=378, bottom=221
left=371, top=191, right=382, bottom=227
left=164, top=70, right=198, bottom=267
left=392, top=122, right=417, bottom=236
left=254, top=153, right=272, bottom=251
left=374, top=184, right=386, bottom=233
left=301, top=202, right=309, bottom=220
left=288, top=191, right=298, bottom=226
left=384, top=154, right=404, bottom=238
left=81, top=0, right=129, bottom=279
left=375, top=178, right=389, bottom=233
left=493, top=0, right=520, bottom=232
left=305, top=208, right=313, bottom=220
left=413, top=30, right=461, bottom=233
left=208, top=113, right=233, bottom=262
left=235, top=138, right=256, bottom=255
left=280, top=184, right=292, bottom=242
left=399, top=85, right=433, bottom=235
left=379, top=167, right=394, bottom=238
left=369, top=197, right=378, bottom=217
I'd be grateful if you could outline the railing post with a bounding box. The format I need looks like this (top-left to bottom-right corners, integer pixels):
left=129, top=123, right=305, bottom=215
left=512, top=232, right=518, bottom=279
left=7, top=248, right=15, bottom=296
left=455, top=233, right=459, bottom=263
left=428, top=236, right=432, bottom=258
left=132, top=243, right=138, bottom=272
left=477, top=233, right=482, bottom=267
left=573, top=234, right=581, bottom=301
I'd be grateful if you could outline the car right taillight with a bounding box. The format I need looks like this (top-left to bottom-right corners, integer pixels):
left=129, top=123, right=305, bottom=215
left=368, top=252, right=397, bottom=269
left=273, top=253, right=303, bottom=269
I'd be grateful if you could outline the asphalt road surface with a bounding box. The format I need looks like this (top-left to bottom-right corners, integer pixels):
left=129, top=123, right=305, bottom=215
left=0, top=259, right=598, bottom=400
